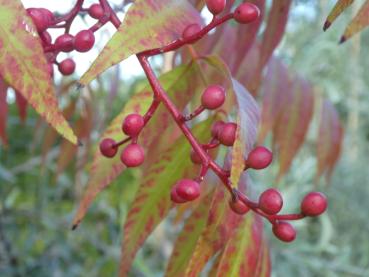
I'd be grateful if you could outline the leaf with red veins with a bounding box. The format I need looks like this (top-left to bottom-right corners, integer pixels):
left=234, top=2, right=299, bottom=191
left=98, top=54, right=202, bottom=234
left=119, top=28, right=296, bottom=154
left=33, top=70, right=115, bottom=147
left=80, top=0, right=202, bottom=85
left=0, top=79, right=8, bottom=146
left=341, top=0, right=369, bottom=42
left=216, top=215, right=269, bottom=277
left=258, top=57, right=291, bottom=143
left=165, top=190, right=215, bottom=277
left=120, top=118, right=214, bottom=276
left=15, top=90, right=27, bottom=123
left=317, top=100, right=343, bottom=182
left=274, top=77, right=314, bottom=180
left=0, top=0, right=77, bottom=144
left=184, top=186, right=244, bottom=277
left=324, top=0, right=354, bottom=31
left=72, top=62, right=204, bottom=229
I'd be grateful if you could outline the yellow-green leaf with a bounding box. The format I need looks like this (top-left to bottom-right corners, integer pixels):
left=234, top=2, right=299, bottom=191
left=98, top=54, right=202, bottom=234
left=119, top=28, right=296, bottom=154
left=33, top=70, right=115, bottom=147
left=80, top=0, right=201, bottom=85
left=0, top=0, right=77, bottom=144
left=323, top=0, right=355, bottom=31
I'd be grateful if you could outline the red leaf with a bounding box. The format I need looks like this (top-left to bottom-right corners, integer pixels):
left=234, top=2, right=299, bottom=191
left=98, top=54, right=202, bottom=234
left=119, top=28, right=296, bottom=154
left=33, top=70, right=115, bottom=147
left=317, top=100, right=344, bottom=182
left=259, top=0, right=292, bottom=68
left=0, top=78, right=8, bottom=146
left=274, top=77, right=314, bottom=179
left=258, top=58, right=291, bottom=143
left=15, top=90, right=27, bottom=123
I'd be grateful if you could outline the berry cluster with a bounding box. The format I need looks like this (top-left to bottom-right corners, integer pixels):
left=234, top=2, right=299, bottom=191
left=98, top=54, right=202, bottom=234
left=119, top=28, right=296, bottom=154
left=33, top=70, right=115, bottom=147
left=26, top=1, right=119, bottom=77
left=100, top=113, right=146, bottom=167
left=94, top=0, right=327, bottom=243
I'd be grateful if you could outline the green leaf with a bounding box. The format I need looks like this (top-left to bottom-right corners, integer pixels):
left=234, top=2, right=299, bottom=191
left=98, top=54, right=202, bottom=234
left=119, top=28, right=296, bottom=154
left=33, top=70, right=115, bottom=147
left=80, top=0, right=201, bottom=85
left=323, top=0, right=354, bottom=31
left=165, top=190, right=215, bottom=277
left=120, top=118, right=215, bottom=276
left=0, top=0, right=77, bottom=144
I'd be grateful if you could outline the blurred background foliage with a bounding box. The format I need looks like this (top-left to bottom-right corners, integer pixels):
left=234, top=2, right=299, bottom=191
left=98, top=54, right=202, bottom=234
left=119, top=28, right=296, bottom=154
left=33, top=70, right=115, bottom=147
left=1, top=0, right=369, bottom=276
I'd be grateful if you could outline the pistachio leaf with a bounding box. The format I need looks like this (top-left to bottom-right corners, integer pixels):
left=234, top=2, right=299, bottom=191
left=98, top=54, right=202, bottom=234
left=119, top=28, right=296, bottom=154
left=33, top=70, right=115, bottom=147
left=80, top=0, right=201, bottom=85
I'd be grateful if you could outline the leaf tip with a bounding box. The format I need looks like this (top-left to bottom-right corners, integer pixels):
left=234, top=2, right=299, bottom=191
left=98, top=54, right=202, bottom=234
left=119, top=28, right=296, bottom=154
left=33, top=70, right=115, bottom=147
left=78, top=140, right=83, bottom=147
left=323, top=20, right=331, bottom=31
left=339, top=35, right=346, bottom=44
left=71, top=224, right=79, bottom=231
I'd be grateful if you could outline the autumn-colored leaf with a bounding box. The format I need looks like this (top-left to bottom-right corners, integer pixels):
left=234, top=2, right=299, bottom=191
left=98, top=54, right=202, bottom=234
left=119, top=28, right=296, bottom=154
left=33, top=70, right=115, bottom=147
left=0, top=78, right=8, bottom=146
left=274, top=77, right=314, bottom=180
left=41, top=101, right=77, bottom=164
left=259, top=0, right=292, bottom=68
left=258, top=58, right=291, bottom=143
left=72, top=62, right=204, bottom=228
left=165, top=190, right=215, bottom=277
left=15, top=90, right=27, bottom=123
left=230, top=79, right=260, bottom=189
left=316, top=100, right=344, bottom=182
left=184, top=185, right=242, bottom=277
left=340, top=0, right=369, bottom=42
left=216, top=215, right=268, bottom=277
left=244, top=0, right=291, bottom=95
left=323, top=0, right=355, bottom=31
left=120, top=118, right=215, bottom=276
left=79, top=0, right=201, bottom=85
left=0, top=0, right=77, bottom=144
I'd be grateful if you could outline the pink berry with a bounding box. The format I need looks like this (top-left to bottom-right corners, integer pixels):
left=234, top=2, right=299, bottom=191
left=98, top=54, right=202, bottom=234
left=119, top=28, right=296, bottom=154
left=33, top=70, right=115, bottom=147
left=55, top=34, right=75, bottom=52
left=272, top=222, right=296, bottom=243
left=301, top=192, right=327, bottom=217
left=229, top=199, right=250, bottom=215
left=122, top=114, right=145, bottom=137
left=201, top=85, right=226, bottom=110
left=39, top=8, right=54, bottom=23
left=40, top=31, right=52, bottom=47
left=190, top=149, right=202, bottom=164
left=234, top=3, right=260, bottom=24
left=88, top=4, right=104, bottom=19
left=182, top=23, right=201, bottom=41
left=58, top=59, right=75, bottom=76
left=75, top=30, right=95, bottom=52
left=170, top=187, right=187, bottom=203
left=99, top=138, right=117, bottom=158
left=211, top=120, right=225, bottom=139
left=120, top=144, right=145, bottom=167
left=27, top=8, right=52, bottom=32
left=246, top=146, right=273, bottom=170
left=259, top=188, right=283, bottom=215
left=175, top=179, right=201, bottom=201
left=206, top=0, right=226, bottom=15
left=218, top=122, right=237, bottom=146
